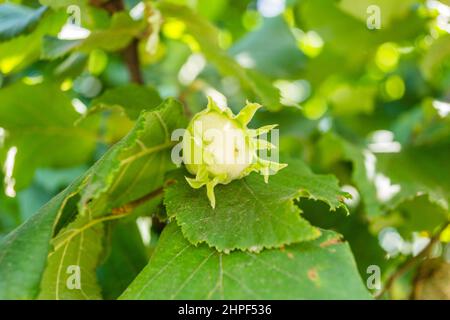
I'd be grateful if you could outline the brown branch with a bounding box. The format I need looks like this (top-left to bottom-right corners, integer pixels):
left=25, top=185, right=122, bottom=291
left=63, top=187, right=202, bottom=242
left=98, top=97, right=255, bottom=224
left=89, top=0, right=144, bottom=84
left=375, top=221, right=450, bottom=299
left=90, top=0, right=124, bottom=14
left=121, top=38, right=144, bottom=84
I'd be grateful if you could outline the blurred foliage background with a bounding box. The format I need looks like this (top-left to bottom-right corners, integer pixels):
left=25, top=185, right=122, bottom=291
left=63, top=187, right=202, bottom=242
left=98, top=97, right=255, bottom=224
left=0, top=0, right=450, bottom=299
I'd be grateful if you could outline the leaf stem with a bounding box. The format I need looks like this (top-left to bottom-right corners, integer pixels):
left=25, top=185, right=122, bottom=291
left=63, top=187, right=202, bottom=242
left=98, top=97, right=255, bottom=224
left=112, top=179, right=175, bottom=215
left=120, top=141, right=176, bottom=165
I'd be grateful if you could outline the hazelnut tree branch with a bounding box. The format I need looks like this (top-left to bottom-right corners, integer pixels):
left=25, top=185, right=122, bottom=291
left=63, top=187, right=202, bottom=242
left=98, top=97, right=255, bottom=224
left=90, top=0, right=144, bottom=84
left=375, top=221, right=450, bottom=299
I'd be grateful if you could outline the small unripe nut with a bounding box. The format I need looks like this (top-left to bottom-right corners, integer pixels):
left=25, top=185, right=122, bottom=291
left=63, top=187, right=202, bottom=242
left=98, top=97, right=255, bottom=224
left=182, top=97, right=287, bottom=208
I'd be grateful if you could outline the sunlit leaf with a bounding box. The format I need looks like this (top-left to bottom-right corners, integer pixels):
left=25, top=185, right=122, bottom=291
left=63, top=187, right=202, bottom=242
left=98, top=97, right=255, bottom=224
left=165, top=159, right=349, bottom=251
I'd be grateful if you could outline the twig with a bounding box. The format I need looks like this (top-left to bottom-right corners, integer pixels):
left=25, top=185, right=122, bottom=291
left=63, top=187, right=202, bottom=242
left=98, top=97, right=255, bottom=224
left=90, top=0, right=124, bottom=14
left=375, top=221, right=450, bottom=299
left=90, top=0, right=144, bottom=84
left=121, top=38, right=144, bottom=84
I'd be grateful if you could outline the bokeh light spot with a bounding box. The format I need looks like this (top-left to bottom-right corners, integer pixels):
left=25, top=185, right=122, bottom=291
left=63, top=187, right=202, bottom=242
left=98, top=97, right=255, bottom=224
left=375, top=42, right=400, bottom=72
left=303, top=96, right=328, bottom=119
left=162, top=19, right=186, bottom=39
left=384, top=75, right=405, bottom=100
left=257, top=0, right=286, bottom=18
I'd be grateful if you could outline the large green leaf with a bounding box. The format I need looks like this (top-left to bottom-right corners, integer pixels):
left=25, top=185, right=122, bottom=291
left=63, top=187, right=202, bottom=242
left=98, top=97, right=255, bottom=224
left=78, top=98, right=186, bottom=216
left=0, top=99, right=186, bottom=299
left=120, top=223, right=371, bottom=299
left=38, top=213, right=104, bottom=299
left=159, top=2, right=281, bottom=110
left=0, top=82, right=97, bottom=190
left=0, top=3, right=47, bottom=41
left=165, top=159, right=349, bottom=252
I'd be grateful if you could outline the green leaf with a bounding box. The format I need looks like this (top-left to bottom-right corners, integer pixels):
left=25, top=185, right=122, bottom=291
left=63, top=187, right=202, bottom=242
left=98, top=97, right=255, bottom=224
left=378, top=143, right=450, bottom=211
left=296, top=0, right=425, bottom=63
left=0, top=182, right=20, bottom=237
left=230, top=16, right=305, bottom=78
left=393, top=195, right=449, bottom=236
left=38, top=213, right=104, bottom=300
left=78, top=98, right=186, bottom=216
left=392, top=102, right=450, bottom=146
left=90, top=84, right=162, bottom=120
left=0, top=4, right=47, bottom=41
left=120, top=223, right=371, bottom=299
left=318, top=134, right=450, bottom=217
left=421, top=35, right=450, bottom=88
left=82, top=13, right=144, bottom=51
left=317, top=133, right=381, bottom=216
left=159, top=2, right=281, bottom=110
left=0, top=82, right=98, bottom=190
left=41, top=37, right=82, bottom=60
left=164, top=159, right=349, bottom=252
left=42, top=12, right=145, bottom=59
left=0, top=99, right=186, bottom=299
left=0, top=10, right=65, bottom=74
left=98, top=220, right=149, bottom=299
left=300, top=202, right=388, bottom=278
left=0, top=186, right=77, bottom=299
